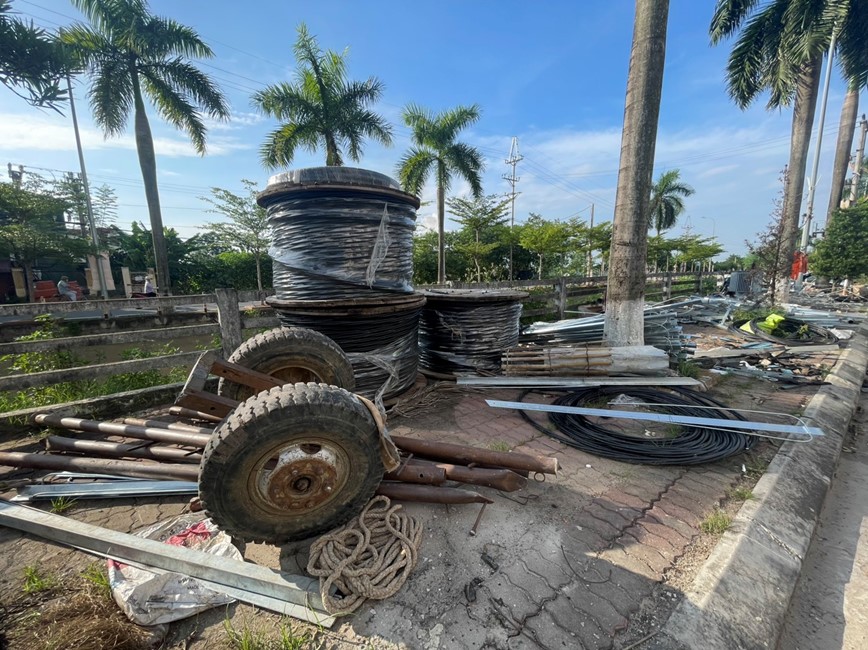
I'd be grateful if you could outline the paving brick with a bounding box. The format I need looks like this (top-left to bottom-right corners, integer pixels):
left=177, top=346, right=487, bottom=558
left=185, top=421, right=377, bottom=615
left=654, top=501, right=704, bottom=528
left=520, top=548, right=572, bottom=590
left=660, top=491, right=712, bottom=520
left=675, top=475, right=730, bottom=501
left=563, top=522, right=612, bottom=554
left=636, top=519, right=691, bottom=551
left=561, top=580, right=630, bottom=635
left=619, top=478, right=674, bottom=501
left=498, top=557, right=558, bottom=606
left=600, top=490, right=651, bottom=512
left=525, top=606, right=602, bottom=649
left=619, top=540, right=669, bottom=577
left=622, top=525, right=676, bottom=553
left=597, top=545, right=660, bottom=582
left=593, top=498, right=643, bottom=525
left=544, top=592, right=609, bottom=649
left=583, top=565, right=649, bottom=619
left=584, top=502, right=631, bottom=531
left=573, top=511, right=622, bottom=542
left=645, top=507, right=699, bottom=542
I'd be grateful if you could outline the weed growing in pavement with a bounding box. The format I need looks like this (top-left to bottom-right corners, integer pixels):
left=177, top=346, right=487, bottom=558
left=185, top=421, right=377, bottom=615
left=677, top=359, right=701, bottom=379
left=700, top=509, right=732, bottom=535
left=727, top=486, right=755, bottom=501
left=223, top=616, right=312, bottom=650
left=49, top=496, right=77, bottom=514
left=22, top=564, right=55, bottom=593
left=489, top=441, right=511, bottom=452
left=81, top=563, right=112, bottom=599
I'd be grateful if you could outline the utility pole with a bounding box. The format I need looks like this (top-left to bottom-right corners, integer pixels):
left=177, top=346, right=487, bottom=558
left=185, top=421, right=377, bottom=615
left=848, top=114, right=868, bottom=204
left=585, top=203, right=595, bottom=277
left=67, top=75, right=109, bottom=299
left=801, top=28, right=836, bottom=252
left=503, top=137, right=522, bottom=281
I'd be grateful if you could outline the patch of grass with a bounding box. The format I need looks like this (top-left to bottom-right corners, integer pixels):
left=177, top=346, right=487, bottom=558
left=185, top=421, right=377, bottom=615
left=727, top=486, right=755, bottom=501
left=488, top=441, right=511, bottom=452
left=50, top=496, right=77, bottom=514
left=22, top=564, right=55, bottom=594
left=223, top=617, right=312, bottom=650
left=743, top=457, right=770, bottom=479
left=82, top=562, right=112, bottom=599
left=700, top=509, right=732, bottom=535
left=677, top=359, right=701, bottom=379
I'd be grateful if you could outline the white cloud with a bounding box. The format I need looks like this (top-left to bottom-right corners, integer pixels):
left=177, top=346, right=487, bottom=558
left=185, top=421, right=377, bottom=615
left=0, top=112, right=250, bottom=157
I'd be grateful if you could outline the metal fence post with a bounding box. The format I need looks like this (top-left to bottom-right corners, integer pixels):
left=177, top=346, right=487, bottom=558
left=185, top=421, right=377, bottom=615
left=556, top=277, right=567, bottom=319
left=215, top=288, right=242, bottom=358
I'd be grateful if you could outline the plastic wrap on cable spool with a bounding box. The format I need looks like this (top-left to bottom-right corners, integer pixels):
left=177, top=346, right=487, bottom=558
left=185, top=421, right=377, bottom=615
left=418, top=288, right=528, bottom=376
left=258, top=167, right=421, bottom=301
left=267, top=293, right=425, bottom=401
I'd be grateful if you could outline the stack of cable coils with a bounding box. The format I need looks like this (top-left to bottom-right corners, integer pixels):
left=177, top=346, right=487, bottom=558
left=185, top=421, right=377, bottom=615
left=267, top=294, right=426, bottom=400
left=259, top=167, right=423, bottom=400
left=258, top=167, right=420, bottom=301
left=418, top=289, right=528, bottom=375
left=519, top=386, right=755, bottom=465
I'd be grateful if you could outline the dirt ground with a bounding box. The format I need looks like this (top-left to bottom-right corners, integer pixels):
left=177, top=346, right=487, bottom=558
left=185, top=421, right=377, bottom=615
left=0, top=323, right=842, bottom=650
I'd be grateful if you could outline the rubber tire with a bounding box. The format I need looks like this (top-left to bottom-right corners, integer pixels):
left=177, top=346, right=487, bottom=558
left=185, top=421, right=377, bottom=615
left=217, top=327, right=355, bottom=402
left=198, top=382, right=384, bottom=544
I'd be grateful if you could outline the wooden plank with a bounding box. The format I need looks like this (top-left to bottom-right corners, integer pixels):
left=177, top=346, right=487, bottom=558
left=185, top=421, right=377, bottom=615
left=181, top=351, right=219, bottom=394
left=0, top=293, right=216, bottom=318
left=0, top=351, right=205, bottom=392
left=0, top=500, right=332, bottom=625
left=174, top=388, right=238, bottom=418
left=210, top=358, right=285, bottom=392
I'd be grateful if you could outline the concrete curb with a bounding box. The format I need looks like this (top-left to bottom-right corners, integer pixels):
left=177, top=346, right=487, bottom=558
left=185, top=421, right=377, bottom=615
left=657, top=324, right=868, bottom=650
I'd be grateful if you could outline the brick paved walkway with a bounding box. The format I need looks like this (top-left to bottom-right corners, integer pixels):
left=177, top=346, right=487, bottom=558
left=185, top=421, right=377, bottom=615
left=0, top=370, right=824, bottom=650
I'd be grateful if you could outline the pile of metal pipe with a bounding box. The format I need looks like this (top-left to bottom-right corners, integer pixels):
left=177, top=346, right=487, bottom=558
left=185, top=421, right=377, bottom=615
left=4, top=414, right=560, bottom=508
left=502, top=344, right=669, bottom=376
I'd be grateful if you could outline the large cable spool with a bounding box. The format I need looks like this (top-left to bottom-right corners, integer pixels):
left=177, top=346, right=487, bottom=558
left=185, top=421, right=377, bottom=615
left=259, top=167, right=423, bottom=401
left=267, top=294, right=425, bottom=400
left=258, top=167, right=420, bottom=301
left=418, top=289, right=528, bottom=376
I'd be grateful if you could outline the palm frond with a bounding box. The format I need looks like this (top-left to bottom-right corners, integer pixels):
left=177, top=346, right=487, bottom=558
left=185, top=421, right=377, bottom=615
left=444, top=141, right=485, bottom=198
left=141, top=71, right=206, bottom=152
left=397, top=148, right=436, bottom=196
left=146, top=58, right=229, bottom=119
left=88, top=57, right=133, bottom=135
left=438, top=104, right=482, bottom=143
left=259, top=121, right=320, bottom=169
left=710, top=0, right=762, bottom=43
left=141, top=16, right=214, bottom=60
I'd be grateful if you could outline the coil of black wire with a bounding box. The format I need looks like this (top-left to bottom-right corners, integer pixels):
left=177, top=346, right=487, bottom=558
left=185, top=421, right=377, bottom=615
left=419, top=289, right=527, bottom=374
left=267, top=195, right=417, bottom=300
left=519, top=386, right=755, bottom=465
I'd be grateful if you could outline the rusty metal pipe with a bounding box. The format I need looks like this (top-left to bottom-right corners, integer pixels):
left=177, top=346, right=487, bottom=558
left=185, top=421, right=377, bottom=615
left=44, top=436, right=202, bottom=464
left=168, top=406, right=224, bottom=423
left=376, top=482, right=494, bottom=504
left=0, top=451, right=199, bottom=481
left=406, top=459, right=527, bottom=492
left=33, top=414, right=211, bottom=448
left=122, top=418, right=215, bottom=435
left=384, top=463, right=446, bottom=485
left=390, top=435, right=558, bottom=475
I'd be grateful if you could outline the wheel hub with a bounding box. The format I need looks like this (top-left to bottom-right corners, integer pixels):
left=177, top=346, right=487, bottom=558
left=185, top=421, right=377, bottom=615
left=260, top=444, right=341, bottom=511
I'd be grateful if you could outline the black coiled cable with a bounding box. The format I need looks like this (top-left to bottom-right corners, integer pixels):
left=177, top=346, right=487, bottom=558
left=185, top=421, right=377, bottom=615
left=268, top=194, right=417, bottom=300
left=519, top=387, right=755, bottom=465
left=419, top=301, right=523, bottom=374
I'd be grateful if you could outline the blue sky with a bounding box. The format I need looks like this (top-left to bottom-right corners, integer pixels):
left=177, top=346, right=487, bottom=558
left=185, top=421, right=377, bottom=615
left=1, top=0, right=862, bottom=256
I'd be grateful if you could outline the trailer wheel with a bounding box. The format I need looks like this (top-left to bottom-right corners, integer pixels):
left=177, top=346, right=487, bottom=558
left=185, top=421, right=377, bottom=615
left=218, top=327, right=355, bottom=402
left=198, top=382, right=383, bottom=543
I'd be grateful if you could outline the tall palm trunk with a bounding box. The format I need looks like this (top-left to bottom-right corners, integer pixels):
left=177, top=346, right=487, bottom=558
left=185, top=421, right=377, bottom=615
left=605, top=0, right=669, bottom=346
left=130, top=70, right=171, bottom=296
left=436, top=182, right=446, bottom=284
left=325, top=133, right=339, bottom=166
left=775, top=56, right=821, bottom=304
left=826, top=85, right=859, bottom=225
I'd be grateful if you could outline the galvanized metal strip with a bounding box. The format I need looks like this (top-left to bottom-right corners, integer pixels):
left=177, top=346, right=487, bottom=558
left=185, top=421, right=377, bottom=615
left=485, top=399, right=825, bottom=437
left=0, top=501, right=330, bottom=621
left=11, top=481, right=198, bottom=502
left=458, top=376, right=704, bottom=388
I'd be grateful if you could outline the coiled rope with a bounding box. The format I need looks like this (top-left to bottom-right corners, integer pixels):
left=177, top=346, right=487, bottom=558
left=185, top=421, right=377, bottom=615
left=307, top=496, right=423, bottom=614
left=519, top=387, right=755, bottom=465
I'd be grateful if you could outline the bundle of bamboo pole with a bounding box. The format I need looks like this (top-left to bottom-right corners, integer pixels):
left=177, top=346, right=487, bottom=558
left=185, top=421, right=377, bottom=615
left=501, top=344, right=669, bottom=376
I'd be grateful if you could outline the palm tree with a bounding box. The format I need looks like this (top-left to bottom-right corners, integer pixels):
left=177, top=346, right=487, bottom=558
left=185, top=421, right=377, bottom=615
left=61, top=0, right=229, bottom=295
left=604, top=0, right=670, bottom=347
left=398, top=104, right=484, bottom=284
left=648, top=169, right=694, bottom=236
left=253, top=23, right=393, bottom=168
left=710, top=0, right=868, bottom=303
left=826, top=85, right=860, bottom=222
